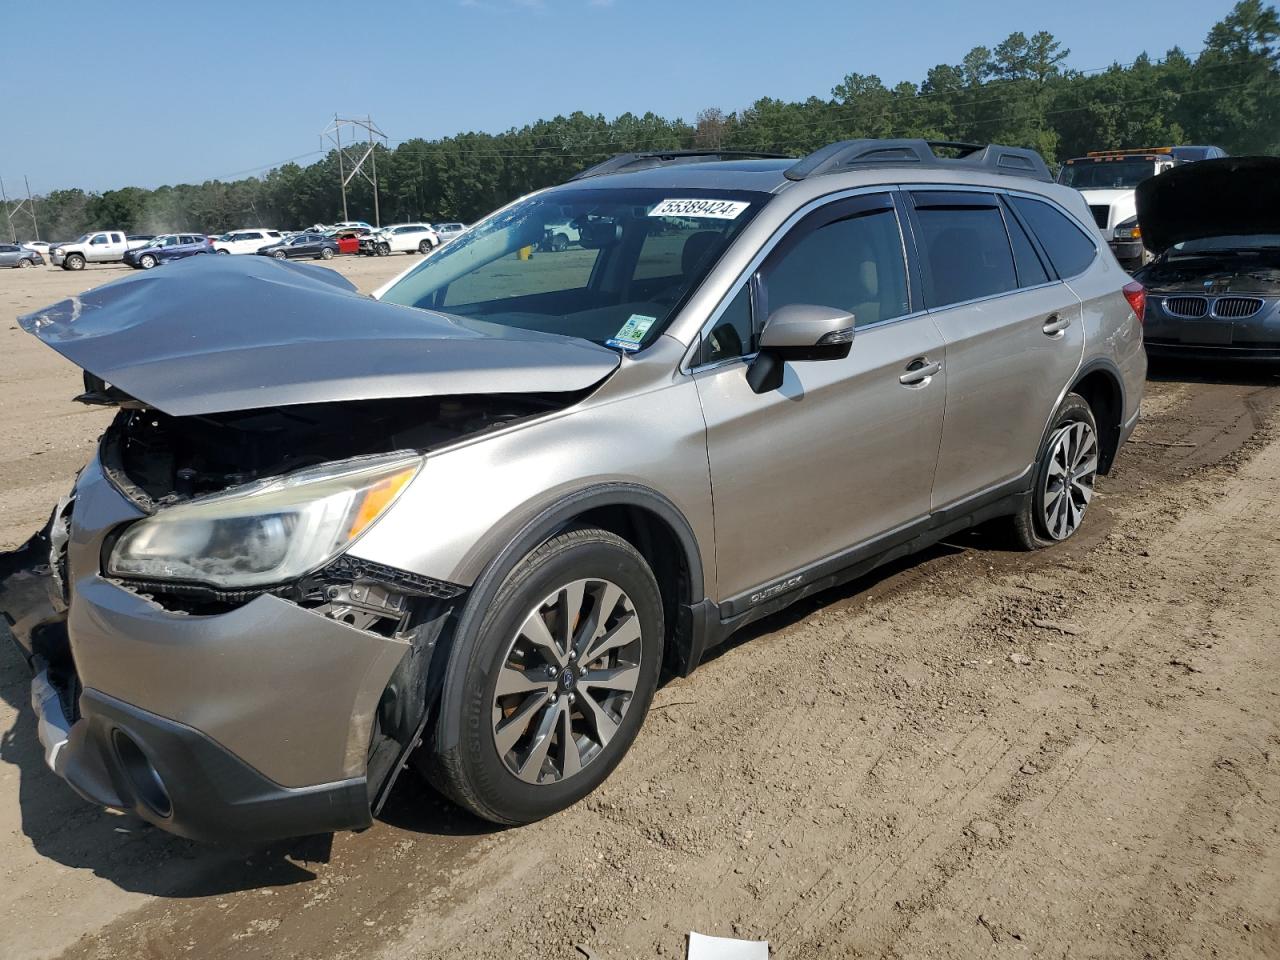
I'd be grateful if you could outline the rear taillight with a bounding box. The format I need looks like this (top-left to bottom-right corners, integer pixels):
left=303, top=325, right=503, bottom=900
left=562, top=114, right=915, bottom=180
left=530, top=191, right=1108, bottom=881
left=1122, top=280, right=1146, bottom=324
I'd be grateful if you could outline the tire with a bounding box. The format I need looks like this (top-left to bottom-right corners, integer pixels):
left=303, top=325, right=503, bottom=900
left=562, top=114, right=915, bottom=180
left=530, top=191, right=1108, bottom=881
left=550, top=233, right=568, bottom=252
left=431, top=527, right=664, bottom=825
left=418, top=239, right=431, bottom=255
left=17, top=258, right=30, bottom=269
left=272, top=250, right=287, bottom=259
left=63, top=253, right=85, bottom=271
left=1007, top=393, right=1100, bottom=550
left=377, top=242, right=390, bottom=257
left=320, top=246, right=334, bottom=260
left=217, top=248, right=231, bottom=255
left=139, top=254, right=157, bottom=270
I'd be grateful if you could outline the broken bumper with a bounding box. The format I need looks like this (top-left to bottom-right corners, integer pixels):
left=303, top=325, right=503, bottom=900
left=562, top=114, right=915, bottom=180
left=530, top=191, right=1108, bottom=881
left=3, top=453, right=414, bottom=843
left=30, top=663, right=372, bottom=843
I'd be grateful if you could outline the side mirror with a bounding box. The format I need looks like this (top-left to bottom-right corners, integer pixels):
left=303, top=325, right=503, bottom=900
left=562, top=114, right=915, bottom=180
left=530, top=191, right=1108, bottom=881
left=747, top=304, right=854, bottom=394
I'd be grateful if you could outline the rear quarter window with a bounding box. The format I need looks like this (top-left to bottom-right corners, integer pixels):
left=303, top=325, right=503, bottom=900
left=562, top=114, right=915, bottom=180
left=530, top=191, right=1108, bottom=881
left=1009, top=196, right=1097, bottom=278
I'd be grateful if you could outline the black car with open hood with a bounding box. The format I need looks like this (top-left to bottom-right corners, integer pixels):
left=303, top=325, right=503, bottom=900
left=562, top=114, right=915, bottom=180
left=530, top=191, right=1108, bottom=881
left=1135, top=156, right=1280, bottom=361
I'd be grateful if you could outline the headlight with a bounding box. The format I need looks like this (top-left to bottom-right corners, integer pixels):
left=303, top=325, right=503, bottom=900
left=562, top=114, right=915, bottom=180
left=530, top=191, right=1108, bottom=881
left=107, top=455, right=421, bottom=588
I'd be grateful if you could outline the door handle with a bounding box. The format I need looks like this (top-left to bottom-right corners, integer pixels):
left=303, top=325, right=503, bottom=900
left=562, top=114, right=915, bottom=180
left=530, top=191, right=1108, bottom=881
left=899, top=359, right=942, bottom=385
left=1042, top=314, right=1071, bottom=336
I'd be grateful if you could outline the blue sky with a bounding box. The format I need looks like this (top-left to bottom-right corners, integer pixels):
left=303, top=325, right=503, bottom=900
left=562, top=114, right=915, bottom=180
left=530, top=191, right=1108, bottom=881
left=0, top=0, right=1241, bottom=194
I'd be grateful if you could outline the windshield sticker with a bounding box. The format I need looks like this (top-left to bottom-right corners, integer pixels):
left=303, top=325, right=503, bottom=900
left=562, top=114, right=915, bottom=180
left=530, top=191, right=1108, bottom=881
left=606, top=314, right=657, bottom=352
left=648, top=198, right=750, bottom=220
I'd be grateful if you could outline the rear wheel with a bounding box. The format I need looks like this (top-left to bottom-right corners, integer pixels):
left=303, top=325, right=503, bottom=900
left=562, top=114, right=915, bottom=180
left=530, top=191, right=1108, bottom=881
left=418, top=239, right=431, bottom=254
left=1008, top=393, right=1099, bottom=549
left=430, top=527, right=663, bottom=824
left=320, top=246, right=334, bottom=260
left=550, top=233, right=568, bottom=252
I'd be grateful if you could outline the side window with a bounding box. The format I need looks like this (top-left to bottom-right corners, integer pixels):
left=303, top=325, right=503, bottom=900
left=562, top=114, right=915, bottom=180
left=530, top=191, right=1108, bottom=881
left=762, top=201, right=910, bottom=328
left=911, top=194, right=1017, bottom=307
left=1001, top=201, right=1050, bottom=287
left=91, top=234, right=108, bottom=246
left=701, top=285, right=755, bottom=365
left=1009, top=196, right=1098, bottom=278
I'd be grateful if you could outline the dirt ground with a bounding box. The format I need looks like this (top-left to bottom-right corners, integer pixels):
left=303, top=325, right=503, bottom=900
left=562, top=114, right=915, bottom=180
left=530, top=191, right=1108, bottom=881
left=1, top=257, right=1278, bottom=960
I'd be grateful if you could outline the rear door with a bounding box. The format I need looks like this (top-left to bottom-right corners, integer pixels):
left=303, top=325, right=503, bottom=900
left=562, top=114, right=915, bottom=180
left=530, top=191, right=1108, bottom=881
left=905, top=189, right=1085, bottom=510
left=694, top=191, right=947, bottom=604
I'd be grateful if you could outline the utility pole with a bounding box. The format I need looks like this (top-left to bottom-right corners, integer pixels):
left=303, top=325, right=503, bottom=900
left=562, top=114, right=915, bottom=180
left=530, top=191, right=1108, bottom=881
left=25, top=177, right=39, bottom=242
left=321, top=115, right=387, bottom=227
left=1, top=176, right=40, bottom=242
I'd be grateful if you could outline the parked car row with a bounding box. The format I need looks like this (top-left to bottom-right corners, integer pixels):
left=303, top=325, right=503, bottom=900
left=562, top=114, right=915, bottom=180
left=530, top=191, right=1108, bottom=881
left=8, top=220, right=469, bottom=272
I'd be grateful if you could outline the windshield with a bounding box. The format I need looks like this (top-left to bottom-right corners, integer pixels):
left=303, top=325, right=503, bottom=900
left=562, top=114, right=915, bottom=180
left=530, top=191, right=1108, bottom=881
left=1058, top=159, right=1160, bottom=190
left=379, top=187, right=768, bottom=350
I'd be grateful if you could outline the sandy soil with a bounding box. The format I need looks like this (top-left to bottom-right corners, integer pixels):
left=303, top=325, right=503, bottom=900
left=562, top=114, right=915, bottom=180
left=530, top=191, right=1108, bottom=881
left=0, top=257, right=1278, bottom=960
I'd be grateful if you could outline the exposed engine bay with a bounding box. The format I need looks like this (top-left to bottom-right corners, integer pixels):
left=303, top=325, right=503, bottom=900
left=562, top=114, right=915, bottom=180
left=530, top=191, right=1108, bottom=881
left=1138, top=247, right=1280, bottom=294
left=95, top=382, right=571, bottom=507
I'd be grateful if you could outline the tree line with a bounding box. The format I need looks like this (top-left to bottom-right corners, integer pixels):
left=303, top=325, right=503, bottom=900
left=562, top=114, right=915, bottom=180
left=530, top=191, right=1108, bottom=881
left=6, top=0, right=1277, bottom=243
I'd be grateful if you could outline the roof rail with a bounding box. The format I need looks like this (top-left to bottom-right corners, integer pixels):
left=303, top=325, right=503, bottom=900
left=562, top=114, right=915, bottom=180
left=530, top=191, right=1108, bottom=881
left=570, top=150, right=791, bottom=181
left=783, top=139, right=1053, bottom=183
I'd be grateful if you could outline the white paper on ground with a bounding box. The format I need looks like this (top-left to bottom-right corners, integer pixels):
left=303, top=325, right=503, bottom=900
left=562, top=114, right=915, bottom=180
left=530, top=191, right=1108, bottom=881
left=687, top=931, right=769, bottom=960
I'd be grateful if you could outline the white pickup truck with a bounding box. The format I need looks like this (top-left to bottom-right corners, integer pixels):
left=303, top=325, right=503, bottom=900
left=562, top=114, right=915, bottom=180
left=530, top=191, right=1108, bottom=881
left=1057, top=146, right=1227, bottom=266
left=50, top=231, right=130, bottom=270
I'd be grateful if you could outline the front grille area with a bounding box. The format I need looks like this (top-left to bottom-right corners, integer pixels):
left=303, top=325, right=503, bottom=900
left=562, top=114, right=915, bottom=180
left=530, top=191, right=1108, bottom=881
left=1088, top=204, right=1110, bottom=229
left=1164, top=296, right=1209, bottom=319
left=1213, top=296, right=1265, bottom=319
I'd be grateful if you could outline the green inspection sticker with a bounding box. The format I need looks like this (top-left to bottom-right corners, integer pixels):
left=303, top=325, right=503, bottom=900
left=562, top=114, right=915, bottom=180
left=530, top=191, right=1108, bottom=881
left=606, top=313, right=657, bottom=351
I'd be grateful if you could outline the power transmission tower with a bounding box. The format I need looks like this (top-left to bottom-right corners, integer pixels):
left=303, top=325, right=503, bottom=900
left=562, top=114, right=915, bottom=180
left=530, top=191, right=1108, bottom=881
left=0, top=176, right=39, bottom=243
left=321, top=115, right=388, bottom=227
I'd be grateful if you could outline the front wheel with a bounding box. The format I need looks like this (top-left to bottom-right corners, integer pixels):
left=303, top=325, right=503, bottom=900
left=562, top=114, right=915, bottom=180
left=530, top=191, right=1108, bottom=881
left=320, top=246, right=334, bottom=260
left=17, top=258, right=31, bottom=269
left=139, top=253, right=157, bottom=269
left=272, top=250, right=287, bottom=259
left=217, top=248, right=231, bottom=255
left=429, top=527, right=663, bottom=824
left=63, top=253, right=85, bottom=271
left=1007, top=393, right=1100, bottom=549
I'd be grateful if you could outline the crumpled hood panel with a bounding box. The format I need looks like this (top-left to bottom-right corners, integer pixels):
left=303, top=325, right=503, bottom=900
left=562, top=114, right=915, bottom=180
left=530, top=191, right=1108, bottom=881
left=1137, top=156, right=1280, bottom=254
left=19, top=255, right=619, bottom=416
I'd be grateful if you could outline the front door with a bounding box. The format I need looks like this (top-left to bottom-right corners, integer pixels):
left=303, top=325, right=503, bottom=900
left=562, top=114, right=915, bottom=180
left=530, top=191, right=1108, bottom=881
left=694, top=192, right=947, bottom=604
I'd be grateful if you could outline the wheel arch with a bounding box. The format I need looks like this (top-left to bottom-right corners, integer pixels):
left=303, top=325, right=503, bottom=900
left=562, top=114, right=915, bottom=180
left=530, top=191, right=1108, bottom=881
left=430, top=483, right=707, bottom=755
left=1067, top=359, right=1125, bottom=474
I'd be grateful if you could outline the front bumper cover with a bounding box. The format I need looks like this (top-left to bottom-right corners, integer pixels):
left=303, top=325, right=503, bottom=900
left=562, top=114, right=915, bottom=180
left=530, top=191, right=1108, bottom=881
left=30, top=663, right=370, bottom=842
left=1, top=452, right=425, bottom=842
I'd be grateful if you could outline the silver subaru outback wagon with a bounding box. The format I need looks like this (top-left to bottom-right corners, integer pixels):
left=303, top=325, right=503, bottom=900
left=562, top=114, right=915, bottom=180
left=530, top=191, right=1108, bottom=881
left=2, top=140, right=1145, bottom=841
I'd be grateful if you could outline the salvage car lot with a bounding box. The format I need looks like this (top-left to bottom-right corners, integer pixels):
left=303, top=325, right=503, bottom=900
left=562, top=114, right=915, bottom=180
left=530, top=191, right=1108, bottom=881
left=1, top=258, right=1278, bottom=959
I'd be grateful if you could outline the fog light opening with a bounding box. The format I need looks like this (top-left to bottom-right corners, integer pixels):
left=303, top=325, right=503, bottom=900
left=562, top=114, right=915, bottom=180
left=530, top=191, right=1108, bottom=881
left=112, top=730, right=172, bottom=818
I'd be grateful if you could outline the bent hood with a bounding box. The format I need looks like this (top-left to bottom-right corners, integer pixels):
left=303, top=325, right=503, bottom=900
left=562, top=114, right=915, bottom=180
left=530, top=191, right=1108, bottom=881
left=19, top=255, right=620, bottom=417
left=1136, top=156, right=1280, bottom=254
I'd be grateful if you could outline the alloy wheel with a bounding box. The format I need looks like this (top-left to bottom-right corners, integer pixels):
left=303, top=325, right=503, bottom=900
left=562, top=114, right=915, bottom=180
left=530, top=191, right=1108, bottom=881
left=1042, top=421, right=1098, bottom=540
left=491, top=578, right=643, bottom=785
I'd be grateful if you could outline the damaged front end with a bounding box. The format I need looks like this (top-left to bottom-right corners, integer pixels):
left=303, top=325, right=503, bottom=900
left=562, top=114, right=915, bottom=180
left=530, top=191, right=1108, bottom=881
left=2, top=255, right=617, bottom=841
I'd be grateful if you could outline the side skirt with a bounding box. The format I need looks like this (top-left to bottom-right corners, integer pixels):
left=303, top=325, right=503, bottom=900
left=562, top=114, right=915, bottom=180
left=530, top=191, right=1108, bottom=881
left=678, top=478, right=1030, bottom=675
